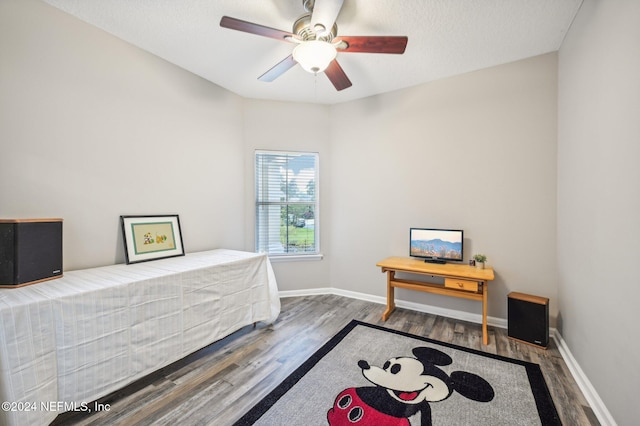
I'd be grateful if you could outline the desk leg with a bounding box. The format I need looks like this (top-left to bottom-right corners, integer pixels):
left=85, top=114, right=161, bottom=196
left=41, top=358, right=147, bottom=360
left=482, top=282, right=488, bottom=345
left=382, top=270, right=396, bottom=321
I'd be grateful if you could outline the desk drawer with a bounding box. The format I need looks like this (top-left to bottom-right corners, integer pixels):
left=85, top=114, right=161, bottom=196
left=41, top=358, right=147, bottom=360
left=444, top=278, right=479, bottom=292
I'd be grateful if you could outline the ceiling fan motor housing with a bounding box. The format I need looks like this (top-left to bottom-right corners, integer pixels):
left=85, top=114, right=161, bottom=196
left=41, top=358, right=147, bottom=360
left=293, top=13, right=337, bottom=42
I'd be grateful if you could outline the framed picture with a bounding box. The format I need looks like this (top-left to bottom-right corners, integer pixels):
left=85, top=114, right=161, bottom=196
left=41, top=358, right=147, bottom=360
left=120, top=215, right=185, bottom=264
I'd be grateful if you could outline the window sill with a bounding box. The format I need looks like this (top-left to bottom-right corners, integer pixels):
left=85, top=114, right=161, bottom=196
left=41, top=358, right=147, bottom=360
left=268, top=254, right=324, bottom=263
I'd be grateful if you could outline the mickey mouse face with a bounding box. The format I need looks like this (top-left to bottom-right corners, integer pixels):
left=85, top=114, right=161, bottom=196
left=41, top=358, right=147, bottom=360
left=360, top=357, right=450, bottom=404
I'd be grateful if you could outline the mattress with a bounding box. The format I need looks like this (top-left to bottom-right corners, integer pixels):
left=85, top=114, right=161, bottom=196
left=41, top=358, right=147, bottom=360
left=0, top=249, right=280, bottom=426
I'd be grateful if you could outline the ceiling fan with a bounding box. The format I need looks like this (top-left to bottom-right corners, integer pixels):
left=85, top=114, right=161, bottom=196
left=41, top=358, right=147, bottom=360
left=220, top=0, right=408, bottom=91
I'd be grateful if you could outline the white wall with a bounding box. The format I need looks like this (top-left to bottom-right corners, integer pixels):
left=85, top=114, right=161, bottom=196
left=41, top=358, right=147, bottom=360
left=0, top=0, right=245, bottom=270
left=558, top=0, right=640, bottom=424
left=1, top=0, right=560, bottom=323
left=329, top=54, right=559, bottom=322
left=242, top=99, right=332, bottom=291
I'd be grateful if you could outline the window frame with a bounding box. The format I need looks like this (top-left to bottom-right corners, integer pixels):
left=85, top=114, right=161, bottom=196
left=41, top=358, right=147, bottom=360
left=254, top=150, right=321, bottom=260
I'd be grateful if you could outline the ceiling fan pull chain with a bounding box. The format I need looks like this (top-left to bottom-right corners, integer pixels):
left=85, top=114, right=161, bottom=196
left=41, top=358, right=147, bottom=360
left=314, top=72, right=318, bottom=101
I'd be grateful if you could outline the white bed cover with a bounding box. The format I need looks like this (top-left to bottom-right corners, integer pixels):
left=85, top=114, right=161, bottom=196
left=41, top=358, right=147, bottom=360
left=0, top=249, right=280, bottom=426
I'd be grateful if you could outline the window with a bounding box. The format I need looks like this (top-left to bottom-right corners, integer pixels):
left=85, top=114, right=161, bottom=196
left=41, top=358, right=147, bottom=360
left=255, top=151, right=319, bottom=257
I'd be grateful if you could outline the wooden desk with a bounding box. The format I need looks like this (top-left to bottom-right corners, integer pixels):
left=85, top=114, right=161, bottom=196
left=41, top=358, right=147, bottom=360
left=377, top=257, right=495, bottom=345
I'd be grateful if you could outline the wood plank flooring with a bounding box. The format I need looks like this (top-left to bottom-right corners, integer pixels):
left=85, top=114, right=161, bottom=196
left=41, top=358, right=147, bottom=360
left=51, top=295, right=599, bottom=425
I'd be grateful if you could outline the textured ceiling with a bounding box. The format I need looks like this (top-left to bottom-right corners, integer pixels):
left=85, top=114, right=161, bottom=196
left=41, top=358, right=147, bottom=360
left=41, top=0, right=583, bottom=105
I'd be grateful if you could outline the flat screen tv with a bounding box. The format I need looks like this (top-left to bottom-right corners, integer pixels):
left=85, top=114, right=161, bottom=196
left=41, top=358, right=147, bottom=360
left=410, top=228, right=464, bottom=264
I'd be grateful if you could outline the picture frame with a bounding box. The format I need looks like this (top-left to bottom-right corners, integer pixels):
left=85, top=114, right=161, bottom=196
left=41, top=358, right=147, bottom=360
left=120, top=215, right=185, bottom=264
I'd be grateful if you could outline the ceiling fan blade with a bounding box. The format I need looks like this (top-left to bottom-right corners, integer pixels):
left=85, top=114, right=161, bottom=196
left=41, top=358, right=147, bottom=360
left=336, top=36, right=408, bottom=54
left=310, top=0, right=344, bottom=36
left=220, top=16, right=294, bottom=42
left=258, top=55, right=298, bottom=82
left=324, top=59, right=352, bottom=91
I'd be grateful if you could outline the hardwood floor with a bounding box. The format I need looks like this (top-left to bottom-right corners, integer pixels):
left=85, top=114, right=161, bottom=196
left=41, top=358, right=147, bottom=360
left=52, top=295, right=600, bottom=425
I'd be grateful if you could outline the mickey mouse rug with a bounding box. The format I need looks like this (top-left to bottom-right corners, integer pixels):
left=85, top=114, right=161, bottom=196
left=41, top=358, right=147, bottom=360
left=234, top=320, right=561, bottom=426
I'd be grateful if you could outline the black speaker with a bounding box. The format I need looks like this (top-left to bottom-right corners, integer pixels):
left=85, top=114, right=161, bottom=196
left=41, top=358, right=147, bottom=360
left=508, top=292, right=549, bottom=348
left=0, top=219, right=63, bottom=287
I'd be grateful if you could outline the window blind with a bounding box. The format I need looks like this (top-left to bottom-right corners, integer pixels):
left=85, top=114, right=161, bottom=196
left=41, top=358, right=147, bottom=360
left=255, top=151, right=319, bottom=255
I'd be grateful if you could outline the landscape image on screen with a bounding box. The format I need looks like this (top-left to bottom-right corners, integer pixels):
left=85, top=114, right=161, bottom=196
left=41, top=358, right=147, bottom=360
left=410, top=229, right=463, bottom=260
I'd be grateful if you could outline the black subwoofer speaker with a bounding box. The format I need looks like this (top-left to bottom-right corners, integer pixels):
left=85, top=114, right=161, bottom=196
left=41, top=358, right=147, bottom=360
left=508, top=292, right=549, bottom=348
left=0, top=219, right=63, bottom=287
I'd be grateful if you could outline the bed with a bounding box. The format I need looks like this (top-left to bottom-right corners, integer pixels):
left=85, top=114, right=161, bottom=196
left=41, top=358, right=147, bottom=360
left=0, top=249, right=280, bottom=426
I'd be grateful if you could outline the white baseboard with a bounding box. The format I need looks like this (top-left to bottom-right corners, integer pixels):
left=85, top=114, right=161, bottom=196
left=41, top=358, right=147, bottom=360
left=552, top=329, right=617, bottom=426
left=279, top=287, right=616, bottom=426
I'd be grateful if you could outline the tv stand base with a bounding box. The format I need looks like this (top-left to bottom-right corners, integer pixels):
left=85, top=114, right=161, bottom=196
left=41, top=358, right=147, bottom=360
left=377, top=256, right=495, bottom=345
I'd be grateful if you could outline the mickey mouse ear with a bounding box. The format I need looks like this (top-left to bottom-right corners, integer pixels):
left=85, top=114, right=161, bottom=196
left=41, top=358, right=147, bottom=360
left=450, top=371, right=495, bottom=402
left=412, top=347, right=453, bottom=366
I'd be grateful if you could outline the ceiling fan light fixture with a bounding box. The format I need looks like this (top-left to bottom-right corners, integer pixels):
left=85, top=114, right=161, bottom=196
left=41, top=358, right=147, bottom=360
left=293, top=40, right=337, bottom=74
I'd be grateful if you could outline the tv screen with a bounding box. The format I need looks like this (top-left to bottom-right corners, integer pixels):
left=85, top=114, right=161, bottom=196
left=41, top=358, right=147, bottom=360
left=410, top=228, right=464, bottom=263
